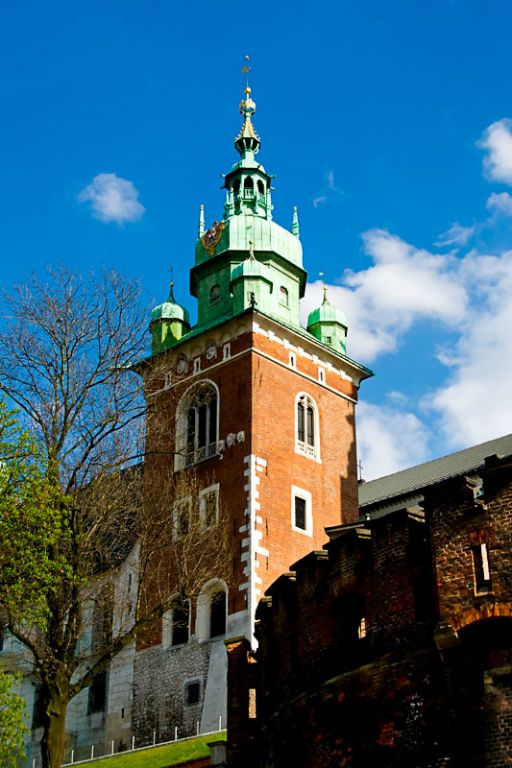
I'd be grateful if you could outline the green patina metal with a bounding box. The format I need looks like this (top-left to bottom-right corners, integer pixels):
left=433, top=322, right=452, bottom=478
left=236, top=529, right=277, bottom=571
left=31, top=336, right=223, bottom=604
left=148, top=80, right=351, bottom=357
left=149, top=282, right=190, bottom=355
left=307, top=287, right=348, bottom=354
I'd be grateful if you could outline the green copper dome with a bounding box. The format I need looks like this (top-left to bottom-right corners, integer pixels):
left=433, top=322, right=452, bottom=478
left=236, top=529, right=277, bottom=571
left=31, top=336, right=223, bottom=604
left=307, top=287, right=348, bottom=354
left=151, top=283, right=190, bottom=324
left=149, top=282, right=191, bottom=355
left=307, top=289, right=347, bottom=328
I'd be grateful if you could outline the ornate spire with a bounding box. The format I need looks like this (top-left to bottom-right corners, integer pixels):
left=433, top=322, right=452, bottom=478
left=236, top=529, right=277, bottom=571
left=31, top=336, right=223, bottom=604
left=235, top=56, right=260, bottom=157
left=292, top=206, right=300, bottom=238
left=198, top=204, right=205, bottom=238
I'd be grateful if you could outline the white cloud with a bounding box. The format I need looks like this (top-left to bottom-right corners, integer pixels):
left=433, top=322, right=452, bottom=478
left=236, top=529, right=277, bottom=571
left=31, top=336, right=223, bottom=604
left=302, top=229, right=468, bottom=362
left=312, top=195, right=327, bottom=208
left=357, top=402, right=430, bottom=480
left=436, top=221, right=476, bottom=247
left=327, top=169, right=335, bottom=190
left=486, top=191, right=512, bottom=217
left=430, top=248, right=512, bottom=447
left=78, top=173, right=145, bottom=224
left=480, top=119, right=512, bottom=184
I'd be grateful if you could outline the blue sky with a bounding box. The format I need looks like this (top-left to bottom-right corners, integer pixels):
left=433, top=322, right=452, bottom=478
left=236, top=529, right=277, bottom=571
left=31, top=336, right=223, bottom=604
left=1, top=0, right=512, bottom=478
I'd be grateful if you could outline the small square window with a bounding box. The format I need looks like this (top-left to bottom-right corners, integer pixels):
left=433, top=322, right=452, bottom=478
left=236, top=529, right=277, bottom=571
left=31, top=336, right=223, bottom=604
left=184, top=680, right=201, bottom=706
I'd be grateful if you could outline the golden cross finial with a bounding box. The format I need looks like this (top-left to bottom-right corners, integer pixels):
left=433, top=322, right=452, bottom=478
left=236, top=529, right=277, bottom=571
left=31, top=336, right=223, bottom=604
left=241, top=54, right=251, bottom=91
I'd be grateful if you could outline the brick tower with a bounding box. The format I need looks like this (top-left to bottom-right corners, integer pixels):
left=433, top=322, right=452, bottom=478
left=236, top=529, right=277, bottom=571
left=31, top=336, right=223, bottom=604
left=132, top=79, right=372, bottom=740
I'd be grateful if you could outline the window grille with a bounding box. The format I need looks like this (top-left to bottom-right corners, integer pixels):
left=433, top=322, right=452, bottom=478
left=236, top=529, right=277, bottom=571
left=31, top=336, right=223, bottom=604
left=294, top=496, right=307, bottom=530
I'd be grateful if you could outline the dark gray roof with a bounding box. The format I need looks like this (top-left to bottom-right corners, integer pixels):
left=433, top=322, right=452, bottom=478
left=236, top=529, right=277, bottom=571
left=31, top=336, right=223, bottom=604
left=359, top=433, right=512, bottom=509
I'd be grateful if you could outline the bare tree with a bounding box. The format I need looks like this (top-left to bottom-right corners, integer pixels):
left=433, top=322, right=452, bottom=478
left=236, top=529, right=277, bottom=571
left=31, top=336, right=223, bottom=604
left=0, top=269, right=230, bottom=768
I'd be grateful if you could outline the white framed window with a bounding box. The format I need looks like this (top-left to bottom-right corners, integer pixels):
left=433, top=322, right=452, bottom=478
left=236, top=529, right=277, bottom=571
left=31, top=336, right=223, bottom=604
left=295, top=393, right=320, bottom=461
left=199, top=483, right=219, bottom=528
left=318, top=367, right=325, bottom=383
left=193, top=357, right=201, bottom=374
left=174, top=380, right=219, bottom=470
left=291, top=485, right=312, bottom=536
left=279, top=286, right=289, bottom=306
left=223, top=342, right=231, bottom=360
left=289, top=352, right=296, bottom=368
left=173, top=497, right=191, bottom=540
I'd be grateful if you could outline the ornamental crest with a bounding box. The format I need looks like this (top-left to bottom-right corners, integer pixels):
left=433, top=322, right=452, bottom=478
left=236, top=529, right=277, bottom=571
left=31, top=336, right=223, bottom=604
left=201, top=220, right=225, bottom=256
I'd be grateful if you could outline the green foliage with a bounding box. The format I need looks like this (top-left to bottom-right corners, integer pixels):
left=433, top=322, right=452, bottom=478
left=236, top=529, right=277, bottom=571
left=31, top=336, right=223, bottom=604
left=0, top=399, right=75, bottom=629
left=0, top=670, right=28, bottom=768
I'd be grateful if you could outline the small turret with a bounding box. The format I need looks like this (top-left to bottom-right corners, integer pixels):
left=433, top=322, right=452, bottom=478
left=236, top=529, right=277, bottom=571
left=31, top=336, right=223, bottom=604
left=307, top=287, right=348, bottom=354
left=149, top=281, right=190, bottom=355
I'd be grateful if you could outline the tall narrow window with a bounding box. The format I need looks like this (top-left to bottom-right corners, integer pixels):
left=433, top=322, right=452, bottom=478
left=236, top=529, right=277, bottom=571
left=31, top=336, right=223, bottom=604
left=291, top=486, right=312, bottom=536
left=210, top=590, right=227, bottom=638
left=296, top=394, right=319, bottom=460
left=294, top=496, right=307, bottom=530
left=173, top=498, right=191, bottom=539
left=88, top=670, right=108, bottom=714
left=177, top=382, right=219, bottom=469
left=473, top=543, right=492, bottom=594
left=279, top=286, right=289, bottom=306
left=171, top=597, right=190, bottom=646
left=199, top=484, right=219, bottom=528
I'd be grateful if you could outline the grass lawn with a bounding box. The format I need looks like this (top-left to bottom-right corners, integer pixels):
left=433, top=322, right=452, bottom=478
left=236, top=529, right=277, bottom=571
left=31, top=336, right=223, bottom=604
left=71, top=731, right=226, bottom=768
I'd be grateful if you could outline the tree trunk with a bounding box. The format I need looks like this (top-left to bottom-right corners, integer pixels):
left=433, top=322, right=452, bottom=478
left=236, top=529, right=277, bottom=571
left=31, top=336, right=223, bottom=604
left=40, top=688, right=68, bottom=768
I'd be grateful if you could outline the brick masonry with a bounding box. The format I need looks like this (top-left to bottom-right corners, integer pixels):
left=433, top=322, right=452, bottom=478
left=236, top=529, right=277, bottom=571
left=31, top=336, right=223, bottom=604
left=227, top=453, right=512, bottom=767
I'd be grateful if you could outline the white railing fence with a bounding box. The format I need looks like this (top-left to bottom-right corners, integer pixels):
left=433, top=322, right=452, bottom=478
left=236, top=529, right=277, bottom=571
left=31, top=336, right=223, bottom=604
left=29, top=718, right=225, bottom=767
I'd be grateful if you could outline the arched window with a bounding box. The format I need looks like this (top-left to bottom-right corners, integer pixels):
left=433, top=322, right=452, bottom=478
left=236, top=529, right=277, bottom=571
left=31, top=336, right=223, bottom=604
left=257, top=179, right=265, bottom=195
left=175, top=381, right=219, bottom=470
left=233, top=179, right=240, bottom=196
left=243, top=177, right=254, bottom=196
left=295, top=393, right=320, bottom=460
left=279, top=286, right=289, bottom=306
left=196, top=580, right=228, bottom=641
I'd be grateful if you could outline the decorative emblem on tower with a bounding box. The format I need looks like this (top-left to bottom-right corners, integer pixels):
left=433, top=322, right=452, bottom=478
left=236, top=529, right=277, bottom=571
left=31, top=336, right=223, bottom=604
left=201, top=220, right=225, bottom=256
